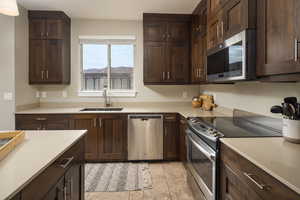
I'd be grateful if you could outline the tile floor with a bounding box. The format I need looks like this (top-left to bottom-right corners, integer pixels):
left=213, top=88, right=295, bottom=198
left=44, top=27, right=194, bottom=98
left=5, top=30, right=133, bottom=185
left=85, top=162, right=197, bottom=200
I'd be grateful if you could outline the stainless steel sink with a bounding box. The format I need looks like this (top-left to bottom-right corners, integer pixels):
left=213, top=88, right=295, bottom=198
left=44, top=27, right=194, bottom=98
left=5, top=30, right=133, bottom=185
left=80, top=107, right=123, bottom=112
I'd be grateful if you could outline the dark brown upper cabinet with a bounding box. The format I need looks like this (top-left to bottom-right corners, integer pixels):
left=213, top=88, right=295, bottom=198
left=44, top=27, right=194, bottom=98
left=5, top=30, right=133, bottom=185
left=191, top=0, right=207, bottom=84
left=257, top=0, right=300, bottom=79
left=29, top=11, right=70, bottom=84
left=143, top=13, right=191, bottom=85
left=207, top=10, right=224, bottom=51
left=207, top=0, right=256, bottom=52
left=222, top=0, right=256, bottom=39
left=207, top=0, right=223, bottom=17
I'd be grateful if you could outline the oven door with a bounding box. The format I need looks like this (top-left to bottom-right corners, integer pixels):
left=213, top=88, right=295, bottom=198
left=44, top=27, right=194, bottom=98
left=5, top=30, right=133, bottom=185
left=186, top=129, right=216, bottom=200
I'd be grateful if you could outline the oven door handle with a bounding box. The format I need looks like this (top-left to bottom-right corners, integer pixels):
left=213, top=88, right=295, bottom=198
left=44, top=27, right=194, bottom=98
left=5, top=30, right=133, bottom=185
left=188, top=135, right=216, bottom=162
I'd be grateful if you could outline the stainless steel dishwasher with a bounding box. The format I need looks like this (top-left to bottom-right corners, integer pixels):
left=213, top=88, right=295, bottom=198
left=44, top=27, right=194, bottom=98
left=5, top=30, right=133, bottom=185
left=128, top=115, right=163, bottom=161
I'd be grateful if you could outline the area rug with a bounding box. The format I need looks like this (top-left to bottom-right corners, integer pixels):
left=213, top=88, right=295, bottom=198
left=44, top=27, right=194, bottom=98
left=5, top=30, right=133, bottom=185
left=85, top=162, right=152, bottom=192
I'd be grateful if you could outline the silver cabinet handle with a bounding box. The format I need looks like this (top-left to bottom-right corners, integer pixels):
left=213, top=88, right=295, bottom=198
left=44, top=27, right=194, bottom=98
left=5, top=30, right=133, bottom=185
left=36, top=117, right=47, bottom=121
left=295, top=39, right=299, bottom=62
left=59, top=157, right=74, bottom=169
left=64, top=186, right=67, bottom=200
left=93, top=118, right=97, bottom=128
left=167, top=72, right=170, bottom=80
left=41, top=70, right=44, bottom=80
left=244, top=173, right=268, bottom=190
left=46, top=70, right=49, bottom=80
left=216, top=23, right=219, bottom=39
left=99, top=118, right=102, bottom=128
left=221, top=21, right=224, bottom=37
left=163, top=72, right=165, bottom=80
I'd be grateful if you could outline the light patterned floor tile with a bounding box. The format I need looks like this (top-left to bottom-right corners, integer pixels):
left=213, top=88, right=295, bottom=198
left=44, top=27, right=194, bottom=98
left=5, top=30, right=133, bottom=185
left=85, top=162, right=196, bottom=200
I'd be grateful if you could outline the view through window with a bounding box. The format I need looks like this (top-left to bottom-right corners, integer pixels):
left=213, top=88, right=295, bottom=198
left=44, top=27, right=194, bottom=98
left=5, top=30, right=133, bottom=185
left=81, top=43, right=134, bottom=92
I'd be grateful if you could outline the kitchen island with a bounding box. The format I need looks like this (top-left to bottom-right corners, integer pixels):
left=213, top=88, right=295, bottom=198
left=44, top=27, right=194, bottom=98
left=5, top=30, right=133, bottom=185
left=0, top=130, right=86, bottom=200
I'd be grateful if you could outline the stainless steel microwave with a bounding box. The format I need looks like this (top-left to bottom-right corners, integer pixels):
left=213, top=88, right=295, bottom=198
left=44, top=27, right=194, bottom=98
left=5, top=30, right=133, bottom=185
left=207, top=30, right=256, bottom=82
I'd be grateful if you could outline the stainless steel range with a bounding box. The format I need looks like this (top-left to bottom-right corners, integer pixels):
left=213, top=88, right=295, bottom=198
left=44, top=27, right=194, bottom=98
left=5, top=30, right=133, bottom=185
left=186, top=110, right=282, bottom=200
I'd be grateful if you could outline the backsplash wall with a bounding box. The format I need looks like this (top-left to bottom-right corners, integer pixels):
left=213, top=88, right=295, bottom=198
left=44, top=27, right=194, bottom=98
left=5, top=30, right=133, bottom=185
left=200, top=82, right=300, bottom=116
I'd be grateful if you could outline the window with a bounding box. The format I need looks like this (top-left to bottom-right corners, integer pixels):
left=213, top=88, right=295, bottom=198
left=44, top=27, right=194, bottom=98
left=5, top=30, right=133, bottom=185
left=80, top=36, right=135, bottom=97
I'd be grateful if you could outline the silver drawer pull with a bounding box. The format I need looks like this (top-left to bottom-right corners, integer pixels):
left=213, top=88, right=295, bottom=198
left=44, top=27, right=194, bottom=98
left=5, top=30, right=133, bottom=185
left=295, top=39, right=299, bottom=62
left=36, top=118, right=47, bottom=121
left=244, top=173, right=268, bottom=190
left=59, top=157, right=74, bottom=169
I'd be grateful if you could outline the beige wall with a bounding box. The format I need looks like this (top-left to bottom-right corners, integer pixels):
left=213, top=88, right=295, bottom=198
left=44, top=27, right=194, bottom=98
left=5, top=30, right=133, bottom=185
left=200, top=82, right=300, bottom=116
left=0, top=14, right=15, bottom=129
left=15, top=6, right=39, bottom=108
left=39, top=19, right=199, bottom=103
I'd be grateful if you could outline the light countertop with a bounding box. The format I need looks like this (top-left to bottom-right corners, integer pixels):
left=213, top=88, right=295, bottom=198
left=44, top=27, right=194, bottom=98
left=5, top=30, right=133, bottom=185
left=15, top=103, right=233, bottom=118
left=0, top=130, right=87, bottom=200
left=221, top=138, right=300, bottom=195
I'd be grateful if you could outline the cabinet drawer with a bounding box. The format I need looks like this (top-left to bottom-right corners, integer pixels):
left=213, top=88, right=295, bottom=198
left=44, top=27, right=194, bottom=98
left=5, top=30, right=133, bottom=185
left=21, top=138, right=84, bottom=200
left=221, top=143, right=299, bottom=200
left=164, top=114, right=177, bottom=121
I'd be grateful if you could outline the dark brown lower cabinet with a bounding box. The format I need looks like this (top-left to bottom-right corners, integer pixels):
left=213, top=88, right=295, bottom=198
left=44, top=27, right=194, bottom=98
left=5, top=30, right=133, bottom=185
left=15, top=114, right=71, bottom=130
left=98, top=115, right=128, bottom=161
left=163, top=114, right=179, bottom=160
left=13, top=137, right=85, bottom=200
left=220, top=143, right=299, bottom=200
left=179, top=116, right=187, bottom=162
left=72, top=115, right=99, bottom=161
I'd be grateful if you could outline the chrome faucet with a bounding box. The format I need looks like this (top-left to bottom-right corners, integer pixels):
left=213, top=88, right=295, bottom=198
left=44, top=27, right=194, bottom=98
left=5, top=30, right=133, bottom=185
left=103, top=87, right=111, bottom=107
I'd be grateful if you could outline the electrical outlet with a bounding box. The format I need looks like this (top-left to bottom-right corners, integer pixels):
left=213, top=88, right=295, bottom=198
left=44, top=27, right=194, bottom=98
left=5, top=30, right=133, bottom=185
left=182, top=91, right=188, bottom=99
left=3, top=92, right=13, bottom=101
left=62, top=91, right=68, bottom=98
left=41, top=92, right=47, bottom=98
left=36, top=91, right=40, bottom=98
left=213, top=93, right=217, bottom=101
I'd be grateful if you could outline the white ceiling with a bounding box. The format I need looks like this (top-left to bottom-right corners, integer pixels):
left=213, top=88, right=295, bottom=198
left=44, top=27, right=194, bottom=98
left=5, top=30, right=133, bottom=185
left=17, top=0, right=201, bottom=20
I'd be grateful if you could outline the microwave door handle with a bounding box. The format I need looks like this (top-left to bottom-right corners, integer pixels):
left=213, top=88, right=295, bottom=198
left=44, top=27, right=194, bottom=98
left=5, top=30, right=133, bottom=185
left=188, top=135, right=216, bottom=161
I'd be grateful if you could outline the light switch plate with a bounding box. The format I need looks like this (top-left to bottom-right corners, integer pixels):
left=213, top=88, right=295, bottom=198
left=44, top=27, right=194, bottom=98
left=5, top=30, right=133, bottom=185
left=36, top=91, right=40, bottom=98
left=3, top=92, right=13, bottom=101
left=41, top=92, right=47, bottom=98
left=62, top=91, right=68, bottom=98
left=182, top=91, right=188, bottom=99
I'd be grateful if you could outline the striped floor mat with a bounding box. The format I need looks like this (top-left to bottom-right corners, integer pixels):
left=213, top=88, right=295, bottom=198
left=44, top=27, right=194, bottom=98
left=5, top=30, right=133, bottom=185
left=85, top=163, right=152, bottom=192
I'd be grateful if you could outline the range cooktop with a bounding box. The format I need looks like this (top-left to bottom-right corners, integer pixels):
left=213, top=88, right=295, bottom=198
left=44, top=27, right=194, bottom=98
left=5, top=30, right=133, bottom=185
left=188, top=116, right=282, bottom=140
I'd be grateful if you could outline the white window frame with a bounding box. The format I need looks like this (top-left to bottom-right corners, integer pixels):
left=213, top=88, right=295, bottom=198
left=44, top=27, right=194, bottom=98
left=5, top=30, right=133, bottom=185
left=78, top=36, right=137, bottom=97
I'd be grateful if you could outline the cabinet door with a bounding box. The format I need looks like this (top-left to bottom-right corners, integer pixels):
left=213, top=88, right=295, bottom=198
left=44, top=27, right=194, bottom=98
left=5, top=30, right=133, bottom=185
left=15, top=115, right=45, bottom=130
left=46, top=40, right=63, bottom=83
left=144, top=22, right=167, bottom=42
left=43, top=177, right=65, bottom=200
left=207, top=0, right=222, bottom=16
left=167, top=43, right=189, bottom=83
left=46, top=19, right=64, bottom=39
left=144, top=42, right=166, bottom=83
left=65, top=165, right=82, bottom=200
left=73, top=116, right=99, bottom=161
left=163, top=115, right=179, bottom=160
left=191, top=35, right=207, bottom=83
left=29, top=19, right=46, bottom=39
left=98, top=115, right=127, bottom=161
left=167, top=22, right=190, bottom=43
left=179, top=117, right=187, bottom=162
left=222, top=0, right=243, bottom=38
left=29, top=40, right=46, bottom=84
left=45, top=115, right=71, bottom=130
left=220, top=162, right=264, bottom=200
left=207, top=11, right=224, bottom=51
left=257, top=0, right=300, bottom=76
